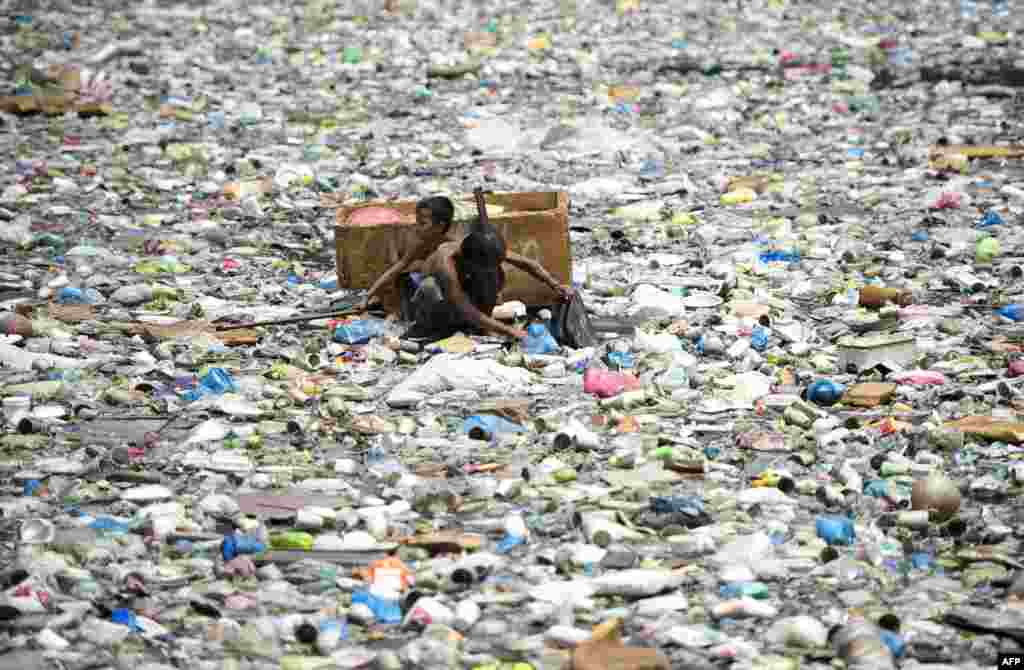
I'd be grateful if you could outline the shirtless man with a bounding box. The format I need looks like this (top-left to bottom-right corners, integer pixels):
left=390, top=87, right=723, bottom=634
left=359, top=196, right=456, bottom=312
left=404, top=220, right=574, bottom=340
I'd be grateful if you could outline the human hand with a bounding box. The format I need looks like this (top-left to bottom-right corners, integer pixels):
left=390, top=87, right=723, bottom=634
left=511, top=328, right=528, bottom=339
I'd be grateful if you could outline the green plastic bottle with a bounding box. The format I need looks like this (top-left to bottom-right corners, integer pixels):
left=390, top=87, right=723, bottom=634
left=270, top=531, right=314, bottom=550
left=976, top=236, right=1001, bottom=264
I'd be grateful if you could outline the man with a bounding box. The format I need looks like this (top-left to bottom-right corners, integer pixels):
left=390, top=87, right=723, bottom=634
left=402, top=220, right=573, bottom=340
left=359, top=196, right=456, bottom=312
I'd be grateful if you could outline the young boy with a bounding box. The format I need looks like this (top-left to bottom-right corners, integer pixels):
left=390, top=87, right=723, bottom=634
left=359, top=196, right=455, bottom=311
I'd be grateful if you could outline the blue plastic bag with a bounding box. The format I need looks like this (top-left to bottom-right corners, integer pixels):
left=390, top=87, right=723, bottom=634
left=816, top=515, right=856, bottom=546
left=199, top=368, right=237, bottom=395
left=650, top=495, right=705, bottom=518
left=750, top=326, right=769, bottom=352
left=606, top=350, right=635, bottom=369
left=89, top=517, right=131, bottom=535
left=495, top=534, right=526, bottom=553
left=998, top=304, right=1024, bottom=322
left=111, top=608, right=144, bottom=632
left=977, top=209, right=1004, bottom=228
left=879, top=630, right=905, bottom=657
left=522, top=323, right=559, bottom=354
left=351, top=590, right=402, bottom=624
left=759, top=249, right=800, bottom=264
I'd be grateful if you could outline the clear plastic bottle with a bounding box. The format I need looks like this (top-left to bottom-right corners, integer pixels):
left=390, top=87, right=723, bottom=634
left=510, top=444, right=532, bottom=481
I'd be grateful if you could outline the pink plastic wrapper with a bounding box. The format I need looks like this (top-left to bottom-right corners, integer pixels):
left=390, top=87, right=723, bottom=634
left=583, top=367, right=641, bottom=399
left=1009, top=359, right=1024, bottom=378
left=891, top=370, right=947, bottom=385
left=223, top=556, right=257, bottom=578
left=931, top=191, right=962, bottom=209
left=897, top=305, right=932, bottom=321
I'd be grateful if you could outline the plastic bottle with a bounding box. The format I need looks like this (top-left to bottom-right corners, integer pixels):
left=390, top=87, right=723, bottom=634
left=2, top=396, right=31, bottom=424
left=510, top=445, right=532, bottom=481
left=976, top=236, right=1001, bottom=264
left=0, top=312, right=34, bottom=337
left=462, top=414, right=526, bottom=441
left=719, top=582, right=770, bottom=600
left=606, top=350, right=634, bottom=369
left=404, top=596, right=454, bottom=628
left=270, top=531, right=315, bottom=550
left=454, top=600, right=481, bottom=631
left=804, top=379, right=847, bottom=406
left=495, top=510, right=528, bottom=553
left=316, top=619, right=347, bottom=654
left=656, top=364, right=689, bottom=392
left=522, top=322, right=559, bottom=354
left=365, top=443, right=405, bottom=476
left=997, top=304, right=1024, bottom=322
left=333, top=319, right=390, bottom=345
left=222, top=534, right=267, bottom=561
left=109, top=284, right=154, bottom=306
left=553, top=417, right=601, bottom=450
left=634, top=329, right=683, bottom=354
left=56, top=286, right=104, bottom=305
left=590, top=569, right=687, bottom=598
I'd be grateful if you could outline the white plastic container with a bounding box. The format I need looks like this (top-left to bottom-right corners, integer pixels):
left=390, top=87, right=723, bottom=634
left=837, top=334, right=917, bottom=372
left=2, top=395, right=31, bottom=424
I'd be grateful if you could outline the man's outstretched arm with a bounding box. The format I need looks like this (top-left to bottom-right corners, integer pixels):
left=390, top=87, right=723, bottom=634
left=504, top=253, right=575, bottom=301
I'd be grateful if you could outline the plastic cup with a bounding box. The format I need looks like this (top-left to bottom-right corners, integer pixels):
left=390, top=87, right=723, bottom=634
left=3, top=396, right=31, bottom=424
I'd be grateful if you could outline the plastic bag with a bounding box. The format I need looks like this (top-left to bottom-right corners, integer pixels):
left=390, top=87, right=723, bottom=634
left=550, top=292, right=598, bottom=349
left=386, top=355, right=534, bottom=407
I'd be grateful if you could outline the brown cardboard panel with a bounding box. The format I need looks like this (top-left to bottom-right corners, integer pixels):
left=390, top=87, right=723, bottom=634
left=335, top=191, right=571, bottom=311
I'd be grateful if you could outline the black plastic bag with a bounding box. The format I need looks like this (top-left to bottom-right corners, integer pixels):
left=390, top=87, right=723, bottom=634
left=550, top=293, right=598, bottom=349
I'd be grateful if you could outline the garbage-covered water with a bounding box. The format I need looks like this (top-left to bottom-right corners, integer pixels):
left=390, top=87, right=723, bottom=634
left=1, top=1, right=1024, bottom=669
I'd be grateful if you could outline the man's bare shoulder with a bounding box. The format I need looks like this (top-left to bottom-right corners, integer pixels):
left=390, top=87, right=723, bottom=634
left=433, top=240, right=461, bottom=256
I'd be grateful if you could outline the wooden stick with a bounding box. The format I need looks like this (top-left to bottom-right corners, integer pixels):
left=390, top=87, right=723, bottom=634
left=474, top=186, right=489, bottom=227
left=214, top=307, right=370, bottom=331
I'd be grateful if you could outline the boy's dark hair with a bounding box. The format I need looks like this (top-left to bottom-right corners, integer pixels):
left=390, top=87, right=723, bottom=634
left=457, top=222, right=506, bottom=312
left=416, top=196, right=455, bottom=230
